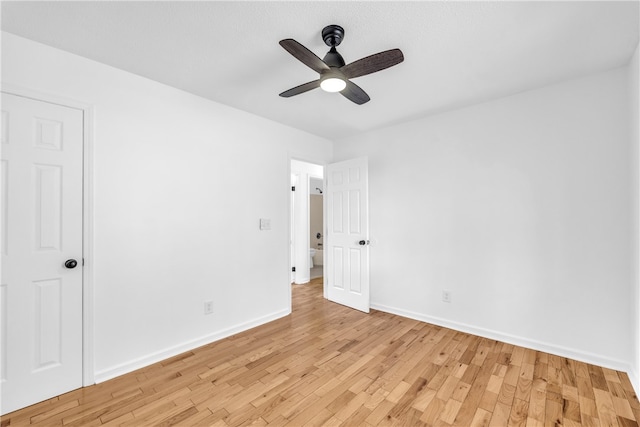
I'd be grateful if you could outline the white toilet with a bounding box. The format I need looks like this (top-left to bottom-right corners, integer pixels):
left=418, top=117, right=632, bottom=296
left=309, top=248, right=316, bottom=268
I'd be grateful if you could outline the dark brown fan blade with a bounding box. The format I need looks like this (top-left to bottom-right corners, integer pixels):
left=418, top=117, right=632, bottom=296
left=279, top=39, right=330, bottom=74
left=279, top=80, right=321, bottom=98
left=340, top=48, right=404, bottom=79
left=340, top=80, right=370, bottom=105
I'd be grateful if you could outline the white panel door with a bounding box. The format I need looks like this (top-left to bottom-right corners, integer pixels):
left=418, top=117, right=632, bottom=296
left=1, top=93, right=83, bottom=415
left=326, top=157, right=369, bottom=313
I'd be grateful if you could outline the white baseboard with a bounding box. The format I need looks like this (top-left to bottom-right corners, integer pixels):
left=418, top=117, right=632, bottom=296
left=371, top=302, right=633, bottom=375
left=294, top=275, right=311, bottom=284
left=628, top=366, right=640, bottom=398
left=94, top=308, right=290, bottom=383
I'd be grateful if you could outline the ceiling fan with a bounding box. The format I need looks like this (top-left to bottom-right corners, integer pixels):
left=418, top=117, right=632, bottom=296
left=279, top=25, right=404, bottom=105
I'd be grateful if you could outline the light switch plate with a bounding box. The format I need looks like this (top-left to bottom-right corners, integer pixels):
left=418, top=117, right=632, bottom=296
left=260, top=218, right=271, bottom=230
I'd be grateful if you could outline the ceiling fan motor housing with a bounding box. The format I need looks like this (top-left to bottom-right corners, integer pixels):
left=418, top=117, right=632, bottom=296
left=323, top=47, right=345, bottom=68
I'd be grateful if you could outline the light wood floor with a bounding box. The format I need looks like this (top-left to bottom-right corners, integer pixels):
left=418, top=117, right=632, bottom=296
left=3, top=278, right=639, bottom=426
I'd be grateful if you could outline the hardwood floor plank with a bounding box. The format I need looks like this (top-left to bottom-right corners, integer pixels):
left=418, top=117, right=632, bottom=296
left=364, top=399, right=396, bottom=426
left=470, top=407, right=492, bottom=427
left=490, top=401, right=512, bottom=426
left=478, top=390, right=499, bottom=412
left=589, top=365, right=611, bottom=392
left=613, top=396, right=636, bottom=420
left=618, top=416, right=640, bottom=427
left=438, top=398, right=462, bottom=424
left=333, top=392, right=369, bottom=422
left=594, top=388, right=622, bottom=427
left=419, top=396, right=447, bottom=425
left=508, top=398, right=530, bottom=427
left=527, top=384, right=546, bottom=423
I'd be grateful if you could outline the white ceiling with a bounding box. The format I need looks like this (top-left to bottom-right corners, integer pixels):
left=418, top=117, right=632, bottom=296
left=2, top=1, right=638, bottom=140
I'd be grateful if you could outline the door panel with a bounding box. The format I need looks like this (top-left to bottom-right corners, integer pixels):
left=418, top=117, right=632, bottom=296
left=1, top=93, right=83, bottom=415
left=34, top=164, right=63, bottom=251
left=327, top=157, right=369, bottom=313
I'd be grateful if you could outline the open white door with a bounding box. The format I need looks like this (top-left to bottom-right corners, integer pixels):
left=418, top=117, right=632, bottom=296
left=1, top=93, right=84, bottom=414
left=326, top=157, right=369, bottom=313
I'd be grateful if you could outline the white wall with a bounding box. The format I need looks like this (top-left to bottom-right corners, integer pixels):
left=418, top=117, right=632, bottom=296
left=334, top=67, right=633, bottom=371
left=2, top=32, right=332, bottom=381
left=630, top=41, right=640, bottom=391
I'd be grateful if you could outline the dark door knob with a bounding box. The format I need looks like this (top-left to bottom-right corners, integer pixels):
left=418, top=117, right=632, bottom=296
left=358, top=240, right=369, bottom=246
left=65, top=259, right=78, bottom=269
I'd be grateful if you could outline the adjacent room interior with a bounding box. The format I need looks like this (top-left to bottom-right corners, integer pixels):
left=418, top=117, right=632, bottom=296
left=1, top=1, right=639, bottom=425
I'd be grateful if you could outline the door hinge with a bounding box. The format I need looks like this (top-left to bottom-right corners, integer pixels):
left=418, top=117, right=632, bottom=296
left=292, top=267, right=296, bottom=272
left=291, top=186, right=295, bottom=191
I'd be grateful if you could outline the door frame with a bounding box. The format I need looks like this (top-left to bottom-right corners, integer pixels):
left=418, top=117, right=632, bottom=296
left=2, top=83, right=95, bottom=386
left=288, top=157, right=327, bottom=297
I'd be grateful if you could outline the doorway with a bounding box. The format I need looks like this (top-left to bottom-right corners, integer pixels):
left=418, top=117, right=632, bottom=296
left=290, top=159, right=324, bottom=286
left=289, top=157, right=371, bottom=313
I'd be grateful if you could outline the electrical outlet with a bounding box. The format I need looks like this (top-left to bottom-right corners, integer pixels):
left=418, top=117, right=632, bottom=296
left=442, top=291, right=451, bottom=303
left=204, top=300, right=214, bottom=315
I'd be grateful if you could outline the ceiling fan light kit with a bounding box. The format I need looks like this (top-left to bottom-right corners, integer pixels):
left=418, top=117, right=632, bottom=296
left=320, top=77, right=346, bottom=93
left=279, top=24, right=404, bottom=105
